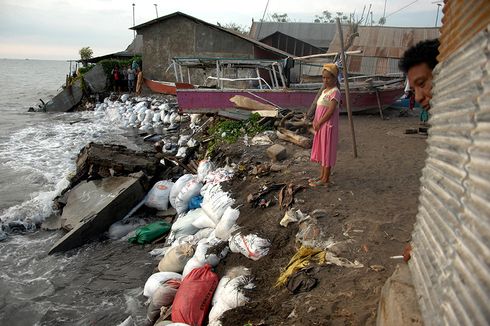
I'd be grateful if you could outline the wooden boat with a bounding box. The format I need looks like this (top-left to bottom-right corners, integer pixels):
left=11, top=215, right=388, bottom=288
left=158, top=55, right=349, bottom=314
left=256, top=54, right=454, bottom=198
left=172, top=56, right=404, bottom=114
left=177, top=86, right=403, bottom=113
left=144, top=78, right=194, bottom=95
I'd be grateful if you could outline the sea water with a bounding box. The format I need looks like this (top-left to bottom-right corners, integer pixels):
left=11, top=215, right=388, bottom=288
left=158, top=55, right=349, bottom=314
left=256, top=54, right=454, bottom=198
left=0, top=59, right=149, bottom=325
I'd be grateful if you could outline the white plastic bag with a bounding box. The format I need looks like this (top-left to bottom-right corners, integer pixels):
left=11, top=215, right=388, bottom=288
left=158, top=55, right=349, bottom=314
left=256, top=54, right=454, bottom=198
left=175, top=177, right=203, bottom=215
left=170, top=174, right=193, bottom=208
left=214, top=207, right=240, bottom=240
left=191, top=209, right=217, bottom=229
left=200, top=184, right=235, bottom=225
left=229, top=233, right=270, bottom=261
left=146, top=180, right=174, bottom=211
left=197, top=159, right=215, bottom=181
left=143, top=272, right=182, bottom=297
left=182, top=257, right=205, bottom=277
left=171, top=212, right=200, bottom=239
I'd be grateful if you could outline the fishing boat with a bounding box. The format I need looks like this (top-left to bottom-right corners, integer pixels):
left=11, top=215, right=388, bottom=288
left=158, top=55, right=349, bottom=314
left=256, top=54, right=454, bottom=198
left=171, top=56, right=404, bottom=115
left=144, top=78, right=194, bottom=95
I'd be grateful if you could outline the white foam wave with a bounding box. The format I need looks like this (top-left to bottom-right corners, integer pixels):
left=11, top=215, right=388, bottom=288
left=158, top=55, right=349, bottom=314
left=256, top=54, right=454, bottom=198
left=0, top=111, right=134, bottom=226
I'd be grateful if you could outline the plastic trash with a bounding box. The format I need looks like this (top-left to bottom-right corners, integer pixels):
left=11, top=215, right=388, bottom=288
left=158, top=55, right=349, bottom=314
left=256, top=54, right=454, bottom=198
left=107, top=218, right=147, bottom=240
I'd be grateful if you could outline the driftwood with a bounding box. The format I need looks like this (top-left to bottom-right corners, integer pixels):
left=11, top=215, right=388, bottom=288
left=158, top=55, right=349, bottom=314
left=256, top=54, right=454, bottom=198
left=277, top=127, right=312, bottom=148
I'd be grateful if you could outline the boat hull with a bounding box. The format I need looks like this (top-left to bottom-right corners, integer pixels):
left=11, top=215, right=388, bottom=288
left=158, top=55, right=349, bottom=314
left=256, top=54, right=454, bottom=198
left=144, top=78, right=194, bottom=95
left=176, top=87, right=404, bottom=113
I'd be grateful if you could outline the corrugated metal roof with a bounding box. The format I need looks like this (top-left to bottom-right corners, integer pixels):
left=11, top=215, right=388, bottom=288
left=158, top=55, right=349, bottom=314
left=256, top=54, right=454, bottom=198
left=327, top=25, right=439, bottom=75
left=328, top=25, right=440, bottom=59
left=249, top=22, right=336, bottom=48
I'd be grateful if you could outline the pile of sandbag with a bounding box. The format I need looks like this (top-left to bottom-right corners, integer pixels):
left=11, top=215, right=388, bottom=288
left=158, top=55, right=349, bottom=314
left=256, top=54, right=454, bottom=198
left=140, top=159, right=269, bottom=325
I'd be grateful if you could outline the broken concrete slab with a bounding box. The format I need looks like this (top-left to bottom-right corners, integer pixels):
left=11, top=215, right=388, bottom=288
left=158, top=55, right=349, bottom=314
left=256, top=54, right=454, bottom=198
left=49, top=175, right=145, bottom=254
left=83, top=64, right=107, bottom=93
left=376, top=263, right=422, bottom=326
left=44, top=81, right=83, bottom=112
left=267, top=144, right=287, bottom=162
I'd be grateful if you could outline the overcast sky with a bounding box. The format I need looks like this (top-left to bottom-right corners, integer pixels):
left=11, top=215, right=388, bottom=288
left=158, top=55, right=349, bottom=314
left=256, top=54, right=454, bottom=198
left=0, top=0, right=443, bottom=60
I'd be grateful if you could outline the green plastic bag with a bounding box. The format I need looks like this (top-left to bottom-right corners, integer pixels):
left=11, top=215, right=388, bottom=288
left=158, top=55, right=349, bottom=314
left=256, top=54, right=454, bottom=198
left=128, top=221, right=171, bottom=244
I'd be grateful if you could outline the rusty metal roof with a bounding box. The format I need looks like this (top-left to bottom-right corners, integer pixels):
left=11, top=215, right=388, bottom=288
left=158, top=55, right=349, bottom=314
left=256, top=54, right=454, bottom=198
left=249, top=21, right=336, bottom=48
left=438, top=0, right=490, bottom=62
left=328, top=25, right=440, bottom=59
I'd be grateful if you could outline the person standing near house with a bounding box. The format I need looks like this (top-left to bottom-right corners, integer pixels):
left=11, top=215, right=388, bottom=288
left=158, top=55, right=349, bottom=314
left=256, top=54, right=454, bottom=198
left=111, top=65, right=121, bottom=92
left=309, top=63, right=341, bottom=187
left=135, top=67, right=143, bottom=96
left=121, top=65, right=128, bottom=92
left=127, top=66, right=135, bottom=93
left=399, top=39, right=440, bottom=123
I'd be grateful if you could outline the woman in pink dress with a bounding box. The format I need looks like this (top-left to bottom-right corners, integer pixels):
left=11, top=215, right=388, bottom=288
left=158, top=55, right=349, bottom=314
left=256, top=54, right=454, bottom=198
left=309, top=63, right=341, bottom=187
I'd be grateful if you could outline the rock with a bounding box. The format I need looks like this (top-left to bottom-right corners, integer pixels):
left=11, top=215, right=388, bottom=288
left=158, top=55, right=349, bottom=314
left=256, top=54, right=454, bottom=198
left=266, top=144, right=287, bottom=162
left=0, top=230, right=7, bottom=241
left=376, top=263, right=422, bottom=326
left=270, top=163, right=287, bottom=172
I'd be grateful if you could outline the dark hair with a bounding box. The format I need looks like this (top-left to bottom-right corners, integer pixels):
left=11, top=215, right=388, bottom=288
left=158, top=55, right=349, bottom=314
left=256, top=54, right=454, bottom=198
left=399, top=39, right=440, bottom=73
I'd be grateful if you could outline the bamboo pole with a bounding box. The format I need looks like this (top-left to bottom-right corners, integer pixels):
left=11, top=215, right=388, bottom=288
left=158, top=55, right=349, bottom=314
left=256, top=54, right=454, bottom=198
left=336, top=18, right=358, bottom=158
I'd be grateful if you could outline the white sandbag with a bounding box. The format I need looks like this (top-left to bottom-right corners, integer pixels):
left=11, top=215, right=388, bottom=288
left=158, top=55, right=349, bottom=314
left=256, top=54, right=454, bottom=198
left=209, top=275, right=252, bottom=323
left=158, top=243, right=195, bottom=273
left=194, top=240, right=228, bottom=267
left=194, top=227, right=214, bottom=240
left=175, top=177, right=203, bottom=215
left=214, top=207, right=240, bottom=240
left=191, top=209, right=217, bottom=229
left=197, top=159, right=215, bottom=182
left=169, top=174, right=193, bottom=208
left=146, top=180, right=174, bottom=211
left=229, top=233, right=270, bottom=261
left=182, top=257, right=205, bottom=277
left=171, top=212, right=200, bottom=239
left=143, top=272, right=182, bottom=297
left=147, top=280, right=180, bottom=322
left=200, top=184, right=235, bottom=224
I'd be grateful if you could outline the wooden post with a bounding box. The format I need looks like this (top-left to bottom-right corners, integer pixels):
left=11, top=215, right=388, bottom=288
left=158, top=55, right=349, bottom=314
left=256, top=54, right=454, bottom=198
left=336, top=18, right=358, bottom=158
left=375, top=88, right=384, bottom=120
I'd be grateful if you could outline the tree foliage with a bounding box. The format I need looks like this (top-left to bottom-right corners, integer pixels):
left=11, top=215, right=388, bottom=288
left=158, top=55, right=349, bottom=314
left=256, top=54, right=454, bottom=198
left=270, top=13, right=289, bottom=22
left=79, top=47, right=93, bottom=61
left=222, top=22, right=250, bottom=35
left=314, top=10, right=349, bottom=23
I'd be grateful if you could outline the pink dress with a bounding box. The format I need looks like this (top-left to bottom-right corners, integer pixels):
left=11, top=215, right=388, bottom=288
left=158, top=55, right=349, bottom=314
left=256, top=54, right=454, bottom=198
left=310, top=87, right=341, bottom=167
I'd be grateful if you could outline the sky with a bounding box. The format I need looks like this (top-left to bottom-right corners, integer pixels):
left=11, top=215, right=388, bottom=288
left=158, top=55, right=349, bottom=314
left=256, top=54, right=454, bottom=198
left=0, top=0, right=443, bottom=60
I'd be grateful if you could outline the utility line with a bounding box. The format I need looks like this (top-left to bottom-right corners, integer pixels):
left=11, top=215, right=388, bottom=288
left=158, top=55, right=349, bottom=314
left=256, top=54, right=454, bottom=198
left=386, top=0, right=419, bottom=18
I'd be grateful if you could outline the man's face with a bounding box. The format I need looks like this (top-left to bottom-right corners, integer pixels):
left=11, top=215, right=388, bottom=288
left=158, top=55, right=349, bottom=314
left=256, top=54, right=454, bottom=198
left=407, top=62, right=433, bottom=110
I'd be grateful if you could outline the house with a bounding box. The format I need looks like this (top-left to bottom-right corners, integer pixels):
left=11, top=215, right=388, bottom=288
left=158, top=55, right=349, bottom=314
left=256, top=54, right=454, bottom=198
left=249, top=21, right=336, bottom=51
left=130, top=12, right=290, bottom=85
left=258, top=31, right=325, bottom=57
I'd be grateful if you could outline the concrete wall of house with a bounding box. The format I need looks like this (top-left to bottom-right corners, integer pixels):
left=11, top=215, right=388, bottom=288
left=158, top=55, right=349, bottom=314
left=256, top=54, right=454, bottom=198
left=138, top=16, right=256, bottom=85
left=409, top=26, right=490, bottom=325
